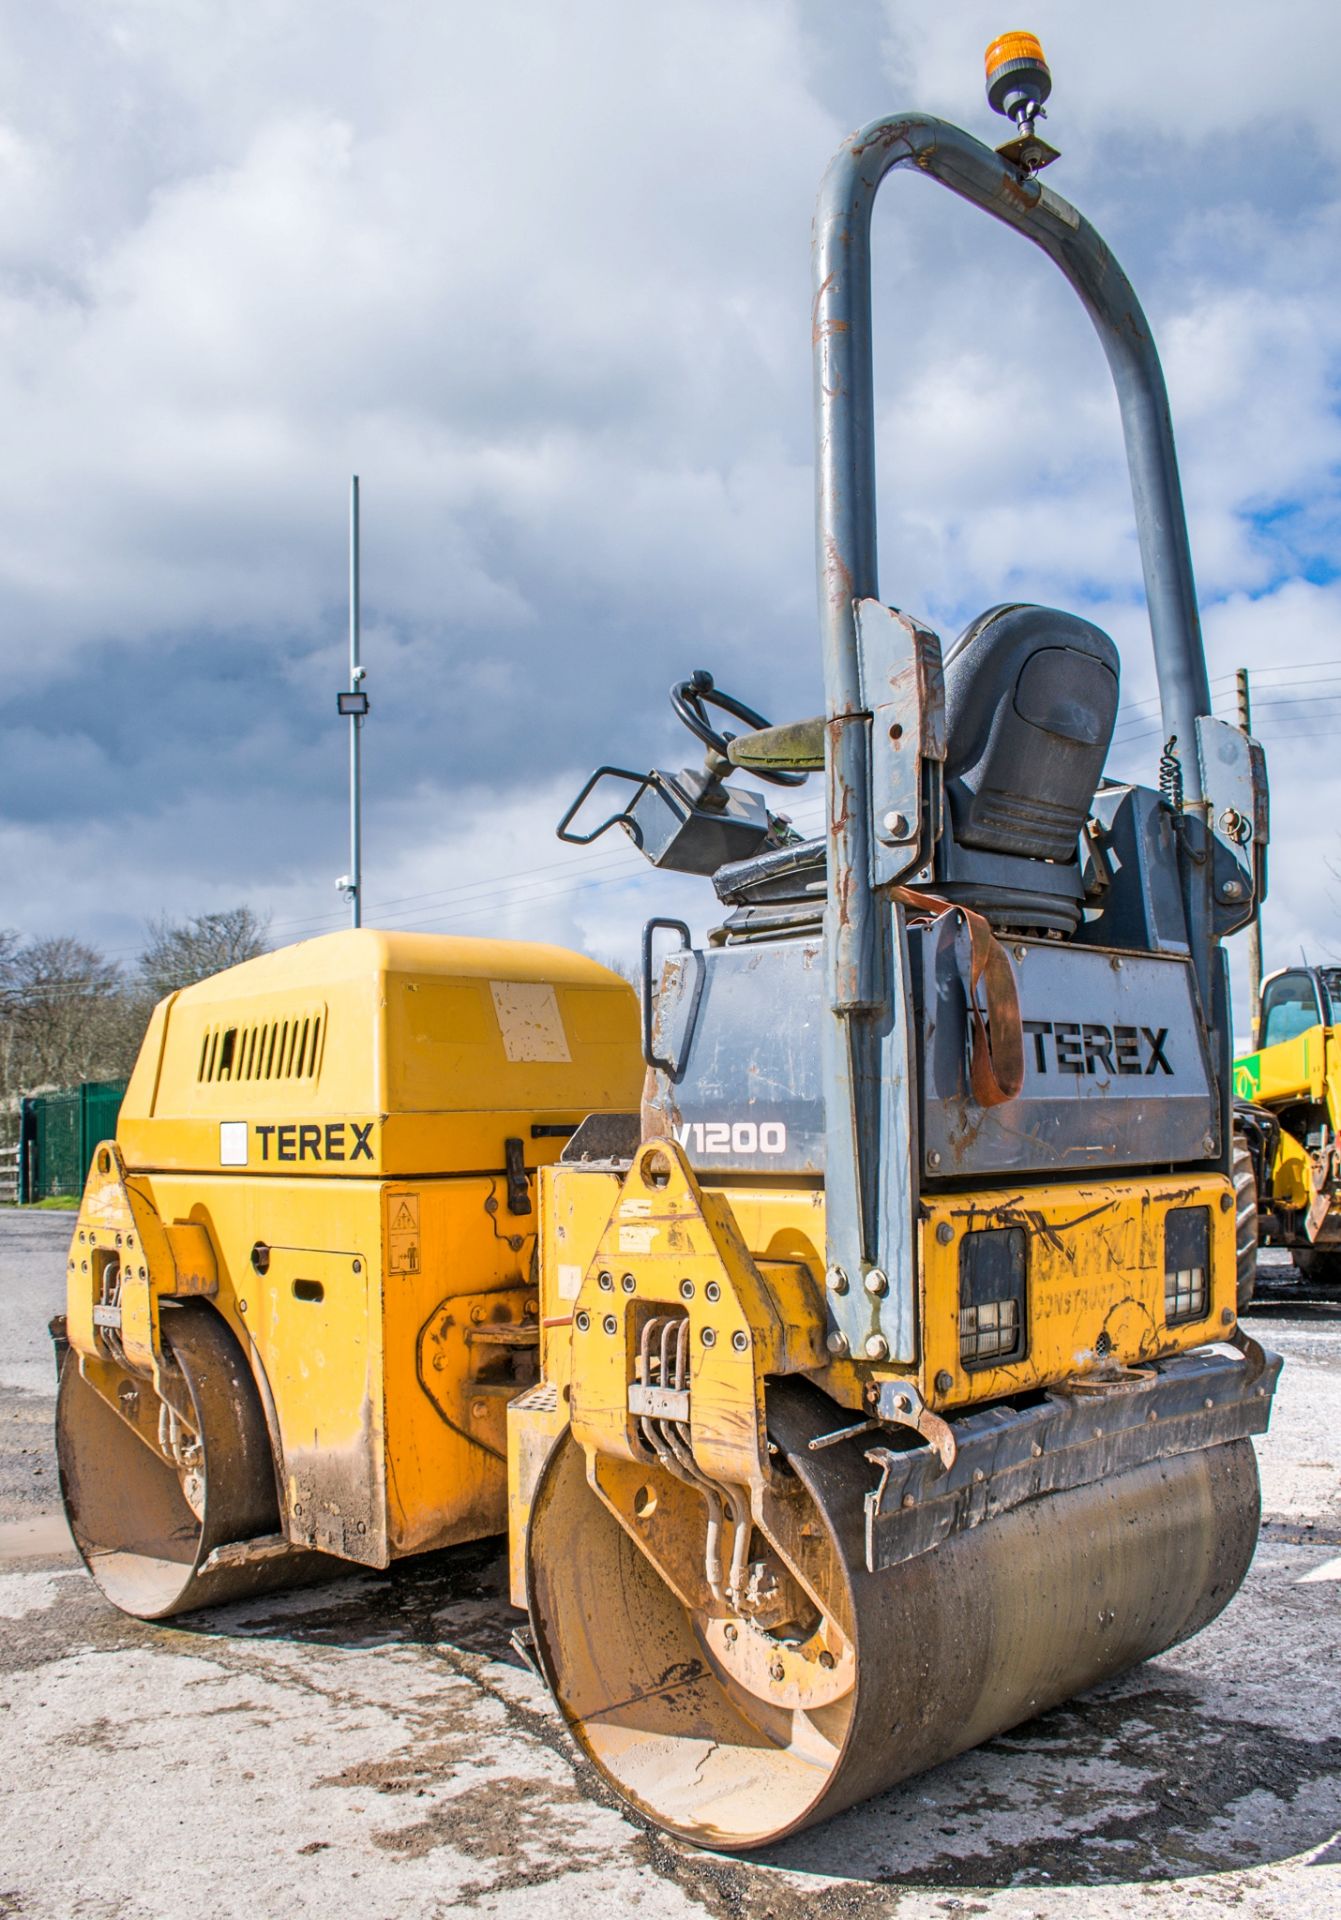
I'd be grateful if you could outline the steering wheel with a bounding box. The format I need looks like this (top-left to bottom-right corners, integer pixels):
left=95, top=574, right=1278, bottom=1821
left=669, top=670, right=808, bottom=788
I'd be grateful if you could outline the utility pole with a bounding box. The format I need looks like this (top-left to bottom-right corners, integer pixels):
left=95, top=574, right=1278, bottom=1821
left=1236, top=666, right=1263, bottom=1039
left=336, top=476, right=369, bottom=927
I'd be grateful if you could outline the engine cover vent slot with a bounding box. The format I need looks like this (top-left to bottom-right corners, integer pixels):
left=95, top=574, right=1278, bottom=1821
left=197, top=1009, right=327, bottom=1084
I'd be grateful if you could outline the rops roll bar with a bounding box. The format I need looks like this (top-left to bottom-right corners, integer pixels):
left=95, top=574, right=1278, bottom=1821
left=812, top=116, right=1213, bottom=1016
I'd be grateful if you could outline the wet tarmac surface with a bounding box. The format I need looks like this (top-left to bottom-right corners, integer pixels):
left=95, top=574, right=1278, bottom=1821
left=1, top=1212, right=1337, bottom=1919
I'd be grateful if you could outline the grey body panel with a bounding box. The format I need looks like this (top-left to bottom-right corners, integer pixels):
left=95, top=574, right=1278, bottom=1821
left=913, top=918, right=1218, bottom=1176
left=651, top=940, right=827, bottom=1175
left=650, top=932, right=918, bottom=1360
left=647, top=924, right=1216, bottom=1185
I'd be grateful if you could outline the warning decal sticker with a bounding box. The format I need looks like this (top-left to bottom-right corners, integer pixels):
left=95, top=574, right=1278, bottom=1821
left=387, top=1191, right=421, bottom=1275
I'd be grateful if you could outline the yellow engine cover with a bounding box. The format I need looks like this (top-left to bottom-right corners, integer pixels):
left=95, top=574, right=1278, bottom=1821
left=68, top=930, right=642, bottom=1568
left=119, top=928, right=640, bottom=1178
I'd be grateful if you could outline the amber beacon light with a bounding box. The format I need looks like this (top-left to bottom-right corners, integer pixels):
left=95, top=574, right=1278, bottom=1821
left=984, top=30, right=1059, bottom=173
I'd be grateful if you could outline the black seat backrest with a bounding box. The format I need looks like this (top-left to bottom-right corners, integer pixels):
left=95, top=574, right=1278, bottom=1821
left=711, top=602, right=1120, bottom=939
left=942, top=603, right=1119, bottom=863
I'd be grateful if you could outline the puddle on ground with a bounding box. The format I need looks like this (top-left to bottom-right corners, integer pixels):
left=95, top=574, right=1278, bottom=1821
left=0, top=1512, right=75, bottom=1564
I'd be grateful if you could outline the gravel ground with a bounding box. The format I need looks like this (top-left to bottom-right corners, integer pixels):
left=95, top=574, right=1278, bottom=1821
left=0, top=1211, right=1337, bottom=1920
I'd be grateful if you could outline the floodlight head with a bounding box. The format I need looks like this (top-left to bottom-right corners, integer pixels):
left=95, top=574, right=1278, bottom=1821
left=337, top=690, right=370, bottom=717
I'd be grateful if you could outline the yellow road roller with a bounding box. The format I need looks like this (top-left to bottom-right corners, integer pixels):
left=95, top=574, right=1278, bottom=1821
left=57, top=37, right=1280, bottom=1852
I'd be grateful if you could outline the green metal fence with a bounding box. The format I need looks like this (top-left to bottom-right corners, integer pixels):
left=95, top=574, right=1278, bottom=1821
left=18, top=1080, right=127, bottom=1203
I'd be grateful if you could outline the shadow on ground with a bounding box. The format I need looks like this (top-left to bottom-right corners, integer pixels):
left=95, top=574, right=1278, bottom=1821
left=162, top=1535, right=1341, bottom=1906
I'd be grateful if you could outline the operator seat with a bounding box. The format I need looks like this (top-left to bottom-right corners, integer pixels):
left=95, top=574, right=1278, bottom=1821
left=932, top=602, right=1119, bottom=934
left=713, top=602, right=1119, bottom=939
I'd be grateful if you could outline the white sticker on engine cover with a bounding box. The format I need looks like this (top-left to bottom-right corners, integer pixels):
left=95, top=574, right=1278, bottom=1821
left=219, top=1122, right=248, bottom=1167
left=489, top=981, right=571, bottom=1063
left=557, top=1263, right=583, bottom=1300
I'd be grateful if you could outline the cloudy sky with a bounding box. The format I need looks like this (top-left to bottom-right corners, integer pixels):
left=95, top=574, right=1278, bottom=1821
left=2, top=0, right=1338, bottom=1041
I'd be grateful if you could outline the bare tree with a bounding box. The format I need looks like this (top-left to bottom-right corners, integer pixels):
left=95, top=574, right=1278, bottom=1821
left=0, top=910, right=271, bottom=1104
left=137, top=907, right=270, bottom=1002
left=0, top=930, right=19, bottom=1124
left=0, top=928, right=18, bottom=1017
left=0, top=935, right=137, bottom=1094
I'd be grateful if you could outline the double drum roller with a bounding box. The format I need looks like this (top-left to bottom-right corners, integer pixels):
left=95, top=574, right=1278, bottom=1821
left=512, top=27, right=1278, bottom=1845
left=527, top=1390, right=1261, bottom=1849
left=53, top=34, right=1278, bottom=1852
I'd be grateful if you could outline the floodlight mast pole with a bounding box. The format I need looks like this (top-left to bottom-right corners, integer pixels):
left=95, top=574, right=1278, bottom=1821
left=335, top=478, right=369, bottom=923
left=348, top=475, right=363, bottom=929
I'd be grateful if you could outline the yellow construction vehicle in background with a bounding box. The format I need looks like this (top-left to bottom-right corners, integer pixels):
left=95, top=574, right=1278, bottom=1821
left=1235, top=964, right=1341, bottom=1288
left=54, top=36, right=1281, bottom=1852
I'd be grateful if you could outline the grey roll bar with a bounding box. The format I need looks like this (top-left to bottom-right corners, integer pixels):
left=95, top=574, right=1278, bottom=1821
left=812, top=115, right=1213, bottom=1017
left=811, top=114, right=1222, bottom=1314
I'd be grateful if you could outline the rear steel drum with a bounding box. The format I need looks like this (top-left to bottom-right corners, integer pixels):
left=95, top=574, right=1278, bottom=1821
left=57, top=1302, right=320, bottom=1619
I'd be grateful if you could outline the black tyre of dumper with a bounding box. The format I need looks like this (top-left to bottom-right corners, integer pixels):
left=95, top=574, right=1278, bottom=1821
left=1233, top=1128, right=1258, bottom=1313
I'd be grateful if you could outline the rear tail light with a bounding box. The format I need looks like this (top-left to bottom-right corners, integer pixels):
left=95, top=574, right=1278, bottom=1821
left=1164, top=1206, right=1210, bottom=1325
left=958, top=1226, right=1027, bottom=1368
